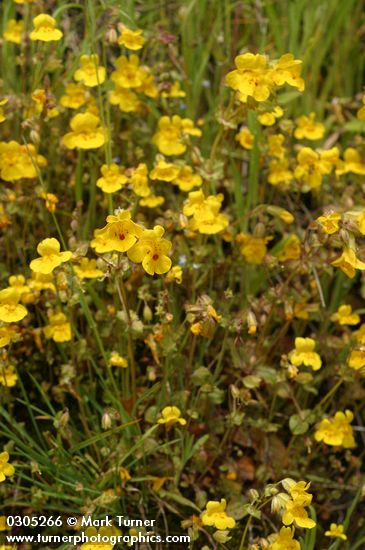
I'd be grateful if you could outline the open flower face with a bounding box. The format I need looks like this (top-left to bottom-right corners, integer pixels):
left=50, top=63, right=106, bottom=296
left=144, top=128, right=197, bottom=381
left=30, top=238, right=72, bottom=275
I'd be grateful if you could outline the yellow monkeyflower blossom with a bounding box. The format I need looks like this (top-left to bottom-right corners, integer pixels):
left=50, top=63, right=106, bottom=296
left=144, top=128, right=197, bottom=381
left=165, top=265, right=183, bottom=284
left=60, top=83, right=88, bottom=109
left=201, top=499, right=236, bottom=530
left=289, top=337, right=322, bottom=371
left=74, top=258, right=104, bottom=280
left=161, top=81, right=186, bottom=98
left=108, top=352, right=128, bottom=368
left=111, top=54, right=145, bottom=89
left=30, top=14, right=63, bottom=42
left=183, top=191, right=228, bottom=234
left=0, top=325, right=18, bottom=348
left=109, top=87, right=141, bottom=113
left=268, top=134, right=286, bottom=159
left=118, top=27, right=145, bottom=50
left=44, top=312, right=72, bottom=343
left=152, top=115, right=201, bottom=156
left=157, top=406, right=186, bottom=427
left=0, top=141, right=47, bottom=181
left=3, top=19, right=24, bottom=44
left=294, top=113, right=325, bottom=140
left=316, top=212, right=341, bottom=234
left=74, top=54, right=106, bottom=87
left=62, top=113, right=106, bottom=150
left=30, top=238, right=72, bottom=275
left=139, top=195, right=165, bottom=208
left=331, top=304, right=360, bottom=325
left=294, top=147, right=332, bottom=191
left=0, top=289, right=27, bottom=323
left=314, top=410, right=355, bottom=448
left=237, top=233, right=272, bottom=264
left=150, top=160, right=180, bottom=182
left=325, top=523, right=347, bottom=540
left=130, top=163, right=151, bottom=197
left=274, top=234, right=301, bottom=262
left=347, top=349, right=365, bottom=370
left=235, top=128, right=254, bottom=150
left=354, top=323, right=365, bottom=344
left=336, top=148, right=365, bottom=176
left=0, top=366, right=18, bottom=388
left=270, top=53, right=305, bottom=91
left=8, top=275, right=29, bottom=299
left=269, top=526, right=300, bottom=550
left=91, top=211, right=143, bottom=254
left=173, top=165, right=202, bottom=192
left=0, top=452, right=14, bottom=483
left=331, top=247, right=365, bottom=279
left=258, top=106, right=283, bottom=126
left=282, top=496, right=316, bottom=529
left=127, top=225, right=172, bottom=276
left=268, top=159, right=293, bottom=186
left=96, top=164, right=128, bottom=193
left=226, top=53, right=272, bottom=102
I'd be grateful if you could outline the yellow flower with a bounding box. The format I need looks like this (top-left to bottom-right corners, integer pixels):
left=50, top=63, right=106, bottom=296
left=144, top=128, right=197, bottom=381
left=331, top=304, right=360, bottom=325
left=30, top=238, right=72, bottom=275
left=268, top=159, right=293, bottom=186
left=118, top=27, right=145, bottom=50
left=226, top=53, right=273, bottom=103
left=150, top=160, right=180, bottom=182
left=91, top=211, right=143, bottom=254
left=317, top=212, right=341, bottom=234
left=315, top=410, right=355, bottom=448
left=119, top=467, right=131, bottom=481
left=270, top=53, right=305, bottom=91
left=0, top=366, right=18, bottom=388
left=60, top=83, right=88, bottom=109
left=44, top=312, right=71, bottom=343
left=336, top=148, right=365, bottom=176
left=152, top=115, right=201, bottom=156
left=331, top=247, right=365, bottom=279
left=63, top=113, right=106, bottom=150
left=173, top=166, right=202, bottom=191
left=258, top=106, right=283, bottom=126
left=3, top=19, right=24, bottom=44
left=8, top=275, right=29, bottom=299
left=268, top=134, right=286, bottom=159
left=139, top=195, right=165, bottom=208
left=237, top=233, right=271, bottom=264
left=325, top=523, right=347, bottom=540
left=0, top=289, right=28, bottom=323
left=0, top=141, right=47, bottom=181
left=111, top=54, right=145, bottom=89
left=74, top=258, right=104, bottom=280
left=157, top=406, right=186, bottom=427
left=201, top=499, right=236, bottom=530
left=183, top=191, right=228, bottom=234
left=74, top=54, right=106, bottom=87
left=191, top=322, right=203, bottom=335
left=127, top=225, right=172, bottom=276
left=269, top=526, right=300, bottom=550
left=109, top=87, right=141, bottom=112
left=130, top=163, right=150, bottom=197
left=235, top=128, right=254, bottom=150
left=96, top=164, right=128, bottom=193
left=30, top=14, right=63, bottom=42
left=165, top=266, right=183, bottom=284
left=161, top=81, right=186, bottom=98
left=294, top=113, right=325, bottom=140
left=282, top=496, right=316, bottom=529
left=289, top=337, right=321, bottom=370
left=347, top=349, right=365, bottom=370
left=0, top=325, right=17, bottom=348
left=294, top=147, right=332, bottom=191
left=109, top=352, right=128, bottom=368
left=287, top=481, right=313, bottom=505
left=354, top=323, right=365, bottom=344
left=0, top=452, right=15, bottom=482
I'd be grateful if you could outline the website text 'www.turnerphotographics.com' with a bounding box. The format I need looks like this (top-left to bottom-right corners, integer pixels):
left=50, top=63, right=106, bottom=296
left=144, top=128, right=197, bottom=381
left=1, top=515, right=191, bottom=547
